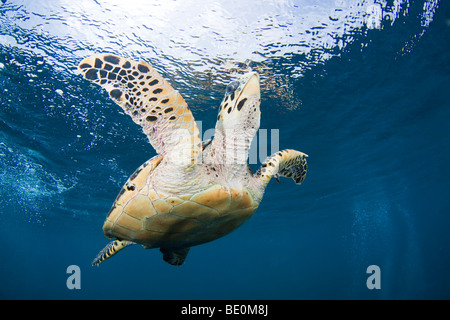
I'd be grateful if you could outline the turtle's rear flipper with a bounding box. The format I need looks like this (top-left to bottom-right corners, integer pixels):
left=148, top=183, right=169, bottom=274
left=160, top=247, right=190, bottom=266
left=92, top=240, right=135, bottom=266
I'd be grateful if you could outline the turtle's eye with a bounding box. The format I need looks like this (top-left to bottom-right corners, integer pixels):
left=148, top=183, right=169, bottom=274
left=226, top=81, right=239, bottom=95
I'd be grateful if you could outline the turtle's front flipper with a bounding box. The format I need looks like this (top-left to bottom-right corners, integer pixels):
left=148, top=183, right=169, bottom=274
left=255, top=149, right=308, bottom=187
left=160, top=247, right=190, bottom=266
left=92, top=240, right=135, bottom=266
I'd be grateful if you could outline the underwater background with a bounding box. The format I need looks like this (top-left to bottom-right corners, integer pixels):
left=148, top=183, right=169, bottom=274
left=0, top=0, right=449, bottom=299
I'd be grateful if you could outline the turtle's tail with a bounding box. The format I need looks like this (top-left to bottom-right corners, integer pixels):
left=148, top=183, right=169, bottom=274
left=92, top=240, right=135, bottom=266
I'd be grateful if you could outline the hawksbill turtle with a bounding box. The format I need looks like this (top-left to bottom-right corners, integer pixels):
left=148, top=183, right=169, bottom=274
left=78, top=54, right=308, bottom=266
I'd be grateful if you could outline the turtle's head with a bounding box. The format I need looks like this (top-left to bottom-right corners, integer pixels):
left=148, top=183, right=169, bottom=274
left=216, top=72, right=261, bottom=136
left=208, top=72, right=260, bottom=167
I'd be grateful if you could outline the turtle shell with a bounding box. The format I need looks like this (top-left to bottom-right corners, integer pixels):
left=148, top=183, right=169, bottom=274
left=102, top=155, right=259, bottom=249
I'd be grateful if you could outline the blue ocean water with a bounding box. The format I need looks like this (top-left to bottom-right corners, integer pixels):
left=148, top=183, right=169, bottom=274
left=0, top=0, right=449, bottom=300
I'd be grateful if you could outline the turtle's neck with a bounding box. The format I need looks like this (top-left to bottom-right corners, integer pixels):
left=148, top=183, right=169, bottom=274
left=202, top=128, right=253, bottom=188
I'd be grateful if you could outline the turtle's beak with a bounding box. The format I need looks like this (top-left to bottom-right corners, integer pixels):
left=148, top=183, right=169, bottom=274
left=240, top=72, right=260, bottom=98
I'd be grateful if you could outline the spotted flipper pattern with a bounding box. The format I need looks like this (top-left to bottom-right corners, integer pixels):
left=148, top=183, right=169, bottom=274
left=92, top=239, right=135, bottom=266
left=255, top=149, right=308, bottom=187
left=78, top=54, right=201, bottom=165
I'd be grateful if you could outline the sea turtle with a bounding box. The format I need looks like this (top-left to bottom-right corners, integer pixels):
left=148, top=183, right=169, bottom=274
left=78, top=54, right=308, bottom=266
